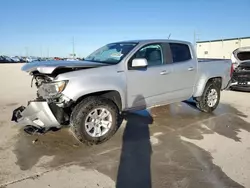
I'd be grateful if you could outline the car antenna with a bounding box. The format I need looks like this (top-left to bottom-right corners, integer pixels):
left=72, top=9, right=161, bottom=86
left=168, top=33, right=171, bottom=39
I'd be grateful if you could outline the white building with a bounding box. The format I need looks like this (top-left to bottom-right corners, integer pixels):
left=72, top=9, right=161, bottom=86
left=196, top=37, right=250, bottom=59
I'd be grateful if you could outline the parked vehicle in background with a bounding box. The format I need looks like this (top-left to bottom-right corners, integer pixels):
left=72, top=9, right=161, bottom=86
left=19, top=57, right=27, bottom=63
left=54, top=57, right=63, bottom=60
left=0, top=56, right=6, bottom=63
left=25, top=56, right=39, bottom=62
left=12, top=39, right=232, bottom=145
left=231, top=47, right=250, bottom=68
left=66, top=58, right=79, bottom=61
left=10, top=56, right=20, bottom=62
left=0, top=55, right=14, bottom=63
left=230, top=47, right=250, bottom=91
left=0, top=55, right=49, bottom=63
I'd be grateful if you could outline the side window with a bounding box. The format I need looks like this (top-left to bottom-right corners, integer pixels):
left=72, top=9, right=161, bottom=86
left=129, top=44, right=163, bottom=68
left=169, top=43, right=191, bottom=63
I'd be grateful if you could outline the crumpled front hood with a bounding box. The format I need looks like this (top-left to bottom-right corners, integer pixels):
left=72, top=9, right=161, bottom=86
left=21, top=60, right=107, bottom=74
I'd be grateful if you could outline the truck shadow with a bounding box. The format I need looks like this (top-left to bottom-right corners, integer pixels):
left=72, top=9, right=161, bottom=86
left=11, top=99, right=250, bottom=187
left=116, top=96, right=152, bottom=188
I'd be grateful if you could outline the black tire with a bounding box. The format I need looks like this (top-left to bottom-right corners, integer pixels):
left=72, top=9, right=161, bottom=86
left=196, top=81, right=221, bottom=113
left=70, top=96, right=119, bottom=145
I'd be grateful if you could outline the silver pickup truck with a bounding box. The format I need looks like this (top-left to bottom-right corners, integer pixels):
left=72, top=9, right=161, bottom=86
left=12, top=39, right=232, bottom=144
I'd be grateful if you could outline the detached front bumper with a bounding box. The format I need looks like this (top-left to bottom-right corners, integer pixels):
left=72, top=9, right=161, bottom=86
left=11, top=101, right=64, bottom=130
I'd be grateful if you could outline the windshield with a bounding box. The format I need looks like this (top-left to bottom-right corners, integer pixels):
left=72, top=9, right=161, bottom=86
left=84, top=42, right=138, bottom=64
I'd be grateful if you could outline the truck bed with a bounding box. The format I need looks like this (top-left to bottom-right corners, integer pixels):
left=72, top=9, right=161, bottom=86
left=193, top=58, right=232, bottom=97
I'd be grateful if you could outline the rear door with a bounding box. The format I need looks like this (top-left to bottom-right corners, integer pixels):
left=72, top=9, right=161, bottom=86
left=168, top=43, right=197, bottom=100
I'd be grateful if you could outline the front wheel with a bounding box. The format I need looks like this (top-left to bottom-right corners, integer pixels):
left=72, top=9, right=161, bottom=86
left=195, top=81, right=221, bottom=113
left=70, top=96, right=120, bottom=145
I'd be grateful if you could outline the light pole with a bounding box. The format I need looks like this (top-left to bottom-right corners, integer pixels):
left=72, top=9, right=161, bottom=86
left=25, top=46, right=29, bottom=57
left=40, top=46, right=43, bottom=57
left=47, top=48, right=50, bottom=58
left=193, top=31, right=200, bottom=52
left=72, top=37, right=75, bottom=58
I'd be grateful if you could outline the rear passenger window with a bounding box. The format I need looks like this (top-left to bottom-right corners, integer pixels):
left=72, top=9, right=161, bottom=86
left=169, top=43, right=191, bottom=63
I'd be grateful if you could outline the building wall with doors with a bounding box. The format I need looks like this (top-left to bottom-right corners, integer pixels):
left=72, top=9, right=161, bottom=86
left=196, top=37, right=250, bottom=59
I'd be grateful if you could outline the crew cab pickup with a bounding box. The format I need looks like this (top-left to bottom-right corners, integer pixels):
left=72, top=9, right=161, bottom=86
left=12, top=39, right=232, bottom=144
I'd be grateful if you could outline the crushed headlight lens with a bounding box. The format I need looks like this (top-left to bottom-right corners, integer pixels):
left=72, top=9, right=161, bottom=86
left=43, top=80, right=68, bottom=97
left=56, top=81, right=67, bottom=93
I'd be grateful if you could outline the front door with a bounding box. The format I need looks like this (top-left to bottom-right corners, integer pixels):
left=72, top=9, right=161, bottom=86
left=126, top=43, right=174, bottom=109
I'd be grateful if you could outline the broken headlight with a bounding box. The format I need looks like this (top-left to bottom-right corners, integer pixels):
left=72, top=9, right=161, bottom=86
left=40, top=80, right=68, bottom=98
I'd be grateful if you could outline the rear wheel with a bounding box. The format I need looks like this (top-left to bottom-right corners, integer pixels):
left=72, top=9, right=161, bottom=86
left=70, top=96, right=120, bottom=145
left=196, top=81, right=221, bottom=113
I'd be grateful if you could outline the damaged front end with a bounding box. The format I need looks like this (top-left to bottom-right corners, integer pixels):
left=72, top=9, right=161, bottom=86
left=12, top=60, right=106, bottom=134
left=12, top=72, right=72, bottom=135
left=231, top=61, right=250, bottom=92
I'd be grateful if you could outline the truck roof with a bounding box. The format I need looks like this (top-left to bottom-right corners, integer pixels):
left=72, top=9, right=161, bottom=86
left=116, top=39, right=192, bottom=45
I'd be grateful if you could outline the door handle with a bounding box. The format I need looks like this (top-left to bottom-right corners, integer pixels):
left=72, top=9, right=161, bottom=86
left=188, top=67, right=194, bottom=71
left=160, top=70, right=170, bottom=75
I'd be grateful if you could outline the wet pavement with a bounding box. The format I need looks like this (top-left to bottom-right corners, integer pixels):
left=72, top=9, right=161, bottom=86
left=1, top=64, right=250, bottom=187
left=0, top=98, right=248, bottom=188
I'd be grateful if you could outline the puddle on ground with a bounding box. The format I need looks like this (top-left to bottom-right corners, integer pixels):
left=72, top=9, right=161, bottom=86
left=13, top=126, right=123, bottom=170
left=136, top=100, right=247, bottom=132
left=113, top=102, right=249, bottom=188
left=11, top=101, right=250, bottom=187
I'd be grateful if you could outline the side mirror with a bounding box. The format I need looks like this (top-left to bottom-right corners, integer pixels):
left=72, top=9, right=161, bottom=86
left=132, top=58, right=148, bottom=68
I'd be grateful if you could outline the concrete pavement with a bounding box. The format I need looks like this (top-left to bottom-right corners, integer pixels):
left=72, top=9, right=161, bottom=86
left=0, top=64, right=250, bottom=187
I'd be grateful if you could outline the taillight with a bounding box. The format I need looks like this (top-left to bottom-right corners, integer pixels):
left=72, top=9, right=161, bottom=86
left=230, top=63, right=234, bottom=77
